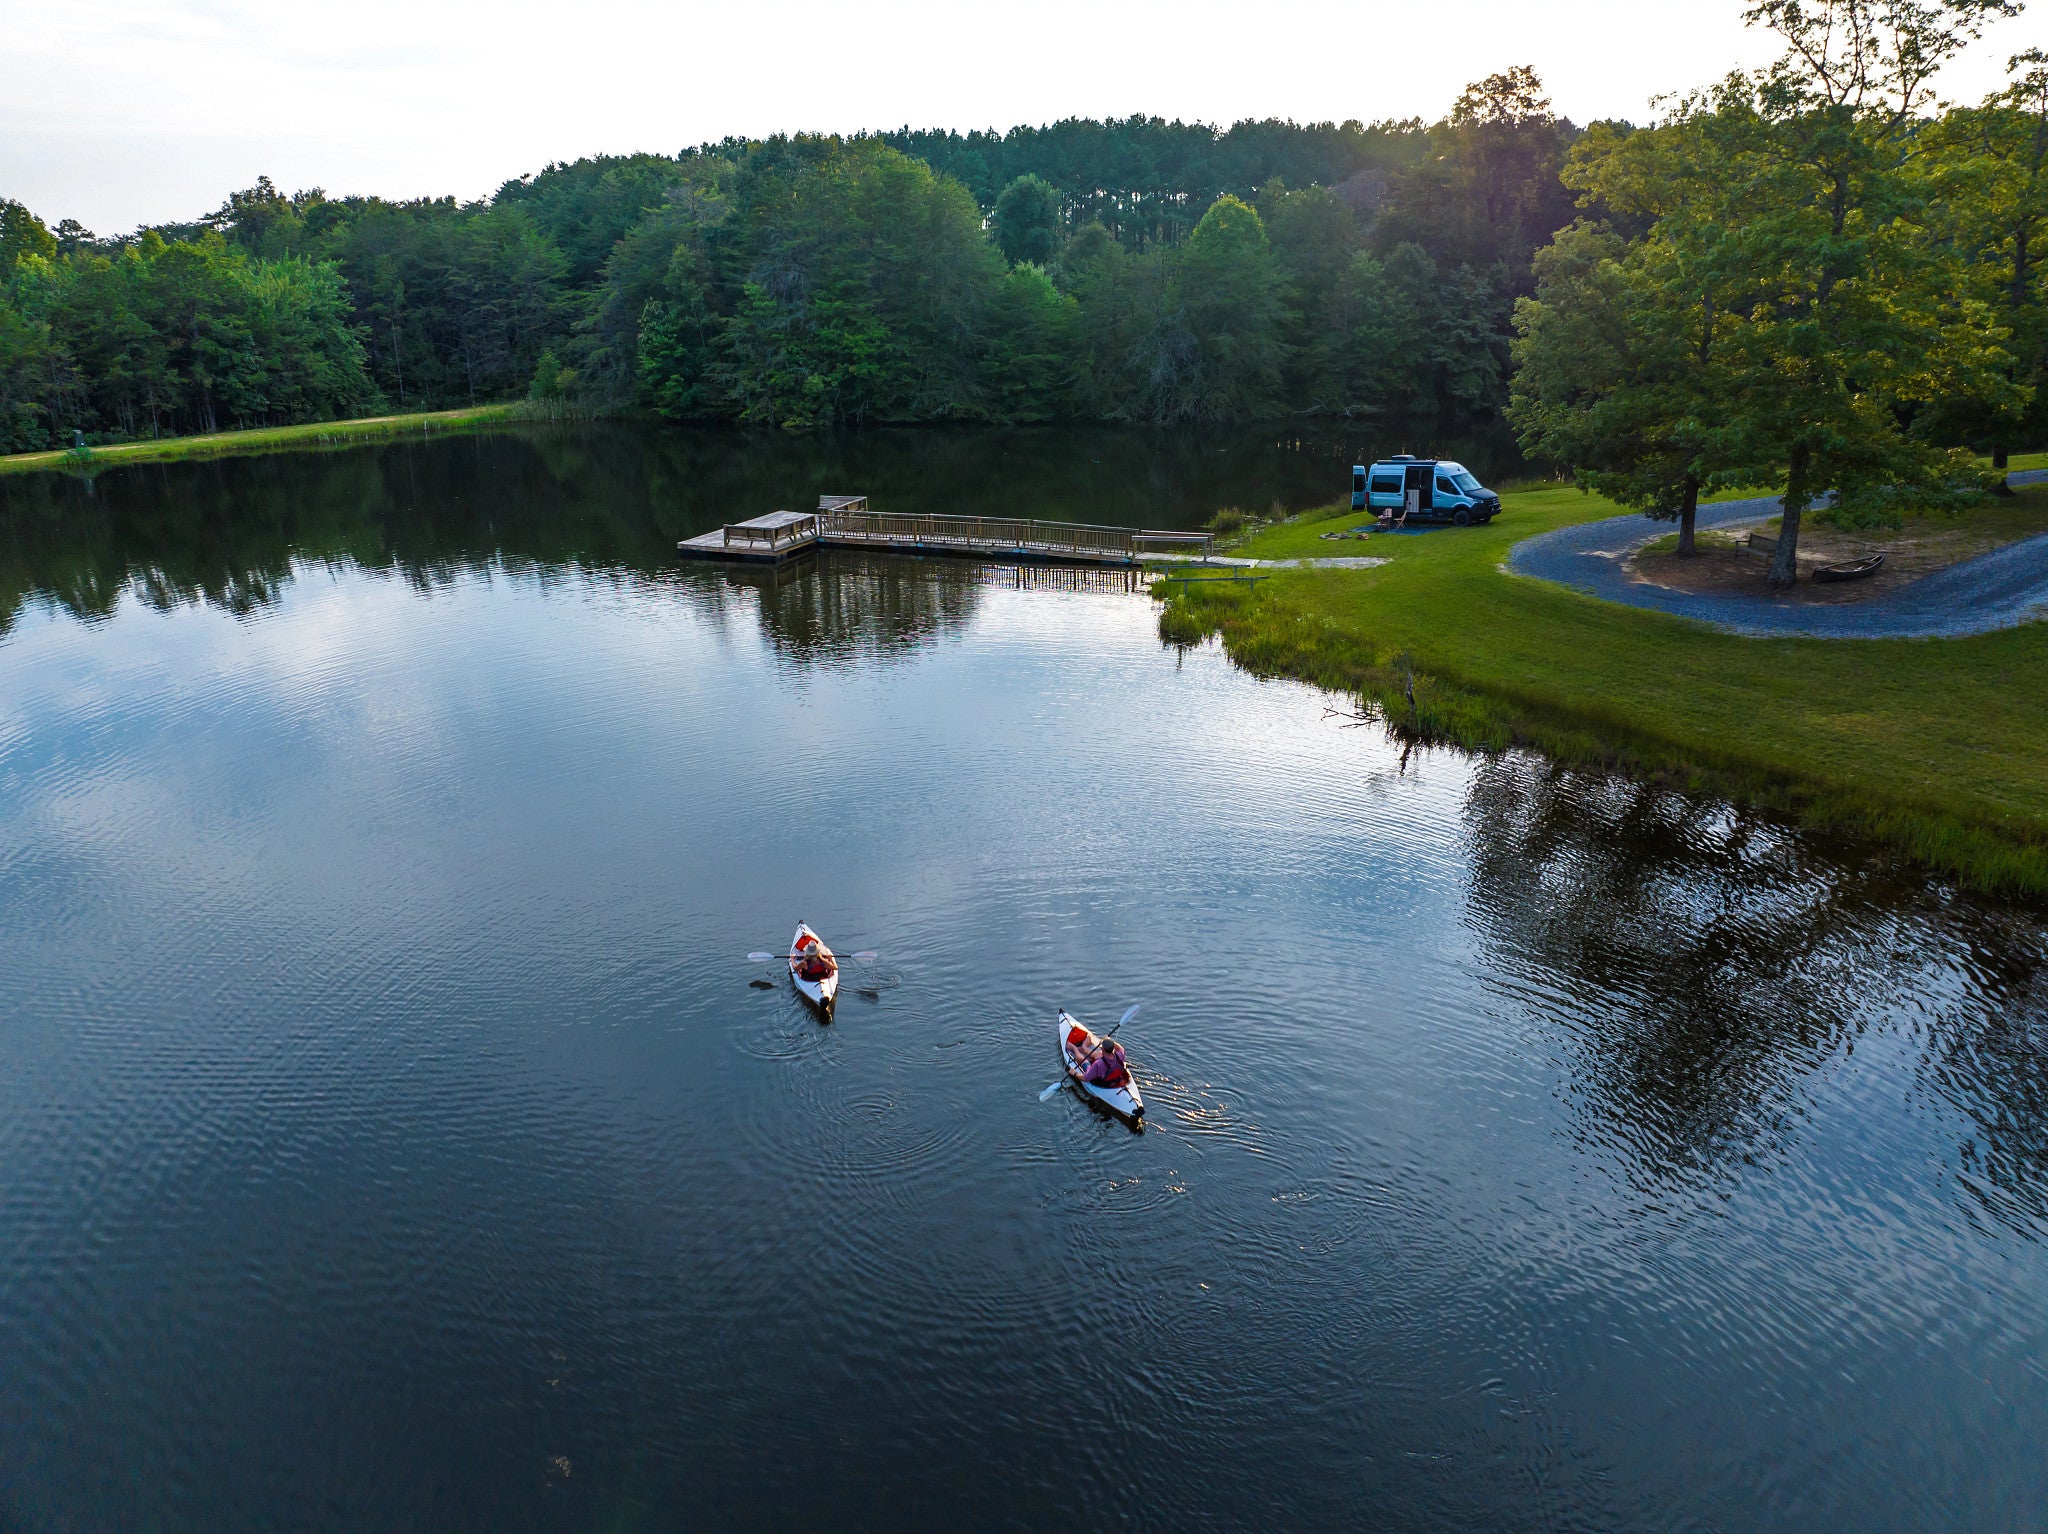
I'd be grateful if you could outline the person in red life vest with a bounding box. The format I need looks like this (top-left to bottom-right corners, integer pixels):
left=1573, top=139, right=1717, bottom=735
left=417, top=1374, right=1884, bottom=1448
left=1080, top=1036, right=1127, bottom=1086
left=794, top=936, right=836, bottom=983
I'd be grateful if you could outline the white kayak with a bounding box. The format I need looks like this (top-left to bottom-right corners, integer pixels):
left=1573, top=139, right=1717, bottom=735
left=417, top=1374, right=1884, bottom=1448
left=1058, top=1010, right=1144, bottom=1125
left=789, top=922, right=839, bottom=1017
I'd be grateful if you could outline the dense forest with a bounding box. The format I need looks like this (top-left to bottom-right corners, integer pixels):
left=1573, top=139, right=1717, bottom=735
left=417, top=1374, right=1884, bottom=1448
left=5, top=0, right=2047, bottom=527
left=0, top=70, right=1574, bottom=449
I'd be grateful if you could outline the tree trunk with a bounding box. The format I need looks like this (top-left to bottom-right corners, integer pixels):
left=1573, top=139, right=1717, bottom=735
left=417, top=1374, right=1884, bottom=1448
left=1677, top=476, right=1699, bottom=556
left=1994, top=443, right=2010, bottom=470
left=1769, top=445, right=1809, bottom=588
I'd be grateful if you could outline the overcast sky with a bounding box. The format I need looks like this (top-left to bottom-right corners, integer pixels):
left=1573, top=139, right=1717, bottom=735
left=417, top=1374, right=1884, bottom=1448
left=2, top=0, right=2037, bottom=235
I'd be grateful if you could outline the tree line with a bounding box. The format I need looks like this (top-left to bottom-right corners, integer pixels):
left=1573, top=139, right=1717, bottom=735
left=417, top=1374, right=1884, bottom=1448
left=0, top=75, right=1573, bottom=450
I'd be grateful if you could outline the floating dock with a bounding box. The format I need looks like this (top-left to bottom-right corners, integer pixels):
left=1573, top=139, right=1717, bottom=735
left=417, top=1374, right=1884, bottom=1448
left=677, top=496, right=1211, bottom=567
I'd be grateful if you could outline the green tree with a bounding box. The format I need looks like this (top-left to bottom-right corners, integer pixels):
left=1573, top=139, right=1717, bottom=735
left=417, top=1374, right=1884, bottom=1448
left=0, top=201, right=57, bottom=268
left=496, top=153, right=695, bottom=286
left=51, top=220, right=96, bottom=256
left=1325, top=242, right=1505, bottom=419
left=1920, top=49, right=2048, bottom=466
left=587, top=167, right=731, bottom=405
left=0, top=287, right=66, bottom=450
left=1513, top=221, right=1730, bottom=551
left=638, top=139, right=1004, bottom=427
left=992, top=174, right=1063, bottom=265
left=1157, top=194, right=1284, bottom=421
left=1379, top=68, right=1580, bottom=283
left=1728, top=0, right=2019, bottom=583
left=1260, top=182, right=1365, bottom=410
left=4, top=229, right=371, bottom=440
left=1326, top=248, right=1425, bottom=414
left=982, top=262, right=1079, bottom=419
left=307, top=196, right=569, bottom=407
left=1514, top=115, right=1744, bottom=552
left=205, top=177, right=311, bottom=258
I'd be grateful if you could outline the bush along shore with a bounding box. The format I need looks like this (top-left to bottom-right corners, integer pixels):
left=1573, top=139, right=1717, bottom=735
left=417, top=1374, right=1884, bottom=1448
left=1152, top=486, right=2048, bottom=899
left=0, top=402, right=581, bottom=476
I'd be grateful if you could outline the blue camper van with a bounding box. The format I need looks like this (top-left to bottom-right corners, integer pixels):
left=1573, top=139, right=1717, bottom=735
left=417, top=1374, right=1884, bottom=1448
left=1349, top=456, right=1501, bottom=525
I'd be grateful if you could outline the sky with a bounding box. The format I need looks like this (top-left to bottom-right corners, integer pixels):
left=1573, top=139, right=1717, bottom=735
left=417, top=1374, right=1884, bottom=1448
left=2, top=0, right=2038, bottom=235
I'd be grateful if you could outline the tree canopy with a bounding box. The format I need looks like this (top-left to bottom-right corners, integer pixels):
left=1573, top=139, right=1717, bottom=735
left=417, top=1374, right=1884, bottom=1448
left=5, top=93, right=1580, bottom=447
left=1512, top=0, right=2032, bottom=581
left=7, top=42, right=2043, bottom=478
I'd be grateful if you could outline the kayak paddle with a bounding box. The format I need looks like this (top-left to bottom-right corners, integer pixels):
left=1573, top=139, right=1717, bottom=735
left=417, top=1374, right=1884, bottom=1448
left=748, top=949, right=879, bottom=962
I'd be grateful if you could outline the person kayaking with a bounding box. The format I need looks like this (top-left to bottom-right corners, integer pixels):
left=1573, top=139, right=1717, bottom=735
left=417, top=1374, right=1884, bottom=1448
left=793, top=935, right=836, bottom=983
left=1080, top=1036, right=1127, bottom=1086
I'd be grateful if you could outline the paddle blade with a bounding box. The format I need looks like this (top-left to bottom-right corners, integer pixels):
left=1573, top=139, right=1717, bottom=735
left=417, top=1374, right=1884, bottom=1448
left=747, top=952, right=777, bottom=963
left=848, top=950, right=879, bottom=962
left=1118, top=1003, right=1142, bottom=1026
left=1039, top=1080, right=1067, bottom=1102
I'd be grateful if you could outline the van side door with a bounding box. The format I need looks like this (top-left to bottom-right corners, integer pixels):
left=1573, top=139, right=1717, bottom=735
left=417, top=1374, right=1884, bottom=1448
left=1405, top=463, right=1431, bottom=513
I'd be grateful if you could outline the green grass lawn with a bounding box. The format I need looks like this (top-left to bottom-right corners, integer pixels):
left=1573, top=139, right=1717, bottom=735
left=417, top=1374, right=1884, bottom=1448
left=1155, top=481, right=2048, bottom=896
left=0, top=403, right=533, bottom=476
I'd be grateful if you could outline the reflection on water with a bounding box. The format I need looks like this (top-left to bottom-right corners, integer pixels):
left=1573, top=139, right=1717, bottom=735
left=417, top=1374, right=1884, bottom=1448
left=1462, top=758, right=2048, bottom=1228
left=1, top=429, right=2045, bottom=1532
left=0, top=418, right=1519, bottom=638
left=692, top=551, right=1148, bottom=666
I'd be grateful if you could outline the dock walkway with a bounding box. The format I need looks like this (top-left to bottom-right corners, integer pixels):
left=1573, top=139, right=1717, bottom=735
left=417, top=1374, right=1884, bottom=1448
left=678, top=496, right=1211, bottom=567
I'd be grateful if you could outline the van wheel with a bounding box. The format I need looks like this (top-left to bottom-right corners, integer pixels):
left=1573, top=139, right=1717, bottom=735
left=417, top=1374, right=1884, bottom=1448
left=1454, top=507, right=1472, bottom=526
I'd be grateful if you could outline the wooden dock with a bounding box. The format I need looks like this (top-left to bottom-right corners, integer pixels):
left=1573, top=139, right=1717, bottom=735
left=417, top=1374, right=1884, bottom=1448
left=677, top=496, right=1210, bottom=567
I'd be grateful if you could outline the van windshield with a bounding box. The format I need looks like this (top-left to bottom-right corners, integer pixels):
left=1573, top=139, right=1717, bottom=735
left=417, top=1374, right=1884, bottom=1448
left=1450, top=470, right=1482, bottom=493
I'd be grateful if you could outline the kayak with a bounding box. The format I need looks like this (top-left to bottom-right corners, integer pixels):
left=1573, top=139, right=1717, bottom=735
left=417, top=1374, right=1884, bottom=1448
left=1058, top=1010, right=1144, bottom=1126
left=789, top=922, right=839, bottom=1017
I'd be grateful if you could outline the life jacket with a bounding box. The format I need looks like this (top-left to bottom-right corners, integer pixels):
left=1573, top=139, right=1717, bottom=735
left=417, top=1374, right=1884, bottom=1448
left=1078, top=1040, right=1128, bottom=1087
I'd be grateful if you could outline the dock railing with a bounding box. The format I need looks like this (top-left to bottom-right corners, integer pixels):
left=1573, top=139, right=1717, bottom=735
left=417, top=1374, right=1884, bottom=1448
left=1131, top=530, right=1215, bottom=559
left=815, top=507, right=1139, bottom=560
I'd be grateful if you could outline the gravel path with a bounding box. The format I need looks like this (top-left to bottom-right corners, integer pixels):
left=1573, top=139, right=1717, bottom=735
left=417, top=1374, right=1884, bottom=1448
left=1149, top=554, right=1388, bottom=570
left=1506, top=470, right=2048, bottom=637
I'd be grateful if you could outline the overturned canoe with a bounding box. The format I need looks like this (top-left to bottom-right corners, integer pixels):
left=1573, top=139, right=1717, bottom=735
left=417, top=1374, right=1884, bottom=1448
left=1812, top=553, right=1886, bottom=583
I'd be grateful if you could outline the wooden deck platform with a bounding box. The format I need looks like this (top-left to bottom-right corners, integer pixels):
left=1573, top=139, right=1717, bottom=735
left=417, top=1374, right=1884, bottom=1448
left=676, top=496, right=1210, bottom=567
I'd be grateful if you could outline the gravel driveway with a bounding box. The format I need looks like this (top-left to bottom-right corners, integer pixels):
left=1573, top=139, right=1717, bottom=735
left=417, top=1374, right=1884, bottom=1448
left=1506, top=470, right=2048, bottom=637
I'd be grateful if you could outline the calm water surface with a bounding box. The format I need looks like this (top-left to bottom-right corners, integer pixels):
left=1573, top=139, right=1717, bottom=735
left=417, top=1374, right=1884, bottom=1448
left=1, top=426, right=2045, bottom=1531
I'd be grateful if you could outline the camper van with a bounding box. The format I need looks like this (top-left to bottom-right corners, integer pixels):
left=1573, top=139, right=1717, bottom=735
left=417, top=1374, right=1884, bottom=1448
left=1349, top=456, right=1502, bottom=525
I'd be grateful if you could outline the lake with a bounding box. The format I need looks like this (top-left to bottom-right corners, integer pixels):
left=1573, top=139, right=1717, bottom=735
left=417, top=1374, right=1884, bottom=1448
left=1, top=424, right=2044, bottom=1532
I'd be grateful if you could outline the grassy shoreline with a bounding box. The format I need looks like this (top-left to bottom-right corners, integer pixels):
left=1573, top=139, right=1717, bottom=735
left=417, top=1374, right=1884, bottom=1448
left=0, top=403, right=547, bottom=476
left=1152, top=481, right=2048, bottom=898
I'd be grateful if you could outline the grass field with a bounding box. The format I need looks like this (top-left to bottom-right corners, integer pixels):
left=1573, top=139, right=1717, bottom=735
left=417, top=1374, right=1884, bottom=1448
left=0, top=404, right=536, bottom=476
left=1153, top=473, right=2048, bottom=897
